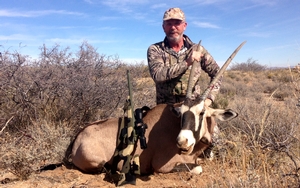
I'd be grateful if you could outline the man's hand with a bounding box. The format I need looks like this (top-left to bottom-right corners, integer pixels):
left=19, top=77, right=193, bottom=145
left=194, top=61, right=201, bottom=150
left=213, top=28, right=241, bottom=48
left=204, top=99, right=212, bottom=107
left=186, top=50, right=202, bottom=66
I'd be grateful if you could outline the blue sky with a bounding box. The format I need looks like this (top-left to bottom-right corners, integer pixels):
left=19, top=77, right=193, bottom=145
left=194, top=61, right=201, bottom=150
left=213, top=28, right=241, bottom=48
left=0, top=0, right=299, bottom=67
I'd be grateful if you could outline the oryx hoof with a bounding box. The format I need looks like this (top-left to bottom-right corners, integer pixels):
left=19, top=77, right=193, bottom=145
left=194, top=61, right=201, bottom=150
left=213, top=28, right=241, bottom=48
left=190, top=166, right=203, bottom=174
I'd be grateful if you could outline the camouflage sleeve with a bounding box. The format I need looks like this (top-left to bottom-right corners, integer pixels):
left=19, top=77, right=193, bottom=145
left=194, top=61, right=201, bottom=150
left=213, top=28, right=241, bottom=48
left=200, top=46, right=222, bottom=102
left=147, top=44, right=188, bottom=83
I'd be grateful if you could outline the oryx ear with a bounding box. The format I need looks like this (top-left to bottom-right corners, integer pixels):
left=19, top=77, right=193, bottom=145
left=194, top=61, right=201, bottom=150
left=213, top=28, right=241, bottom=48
left=172, top=102, right=190, bottom=117
left=171, top=103, right=182, bottom=117
left=211, top=109, right=238, bottom=121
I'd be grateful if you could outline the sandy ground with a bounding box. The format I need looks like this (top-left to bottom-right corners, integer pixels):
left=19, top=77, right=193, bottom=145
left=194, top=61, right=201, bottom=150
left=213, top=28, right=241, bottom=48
left=0, top=164, right=212, bottom=188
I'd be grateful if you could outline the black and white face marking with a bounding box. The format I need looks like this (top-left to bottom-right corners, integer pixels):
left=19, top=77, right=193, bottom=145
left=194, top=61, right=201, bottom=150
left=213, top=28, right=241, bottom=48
left=176, top=100, right=206, bottom=155
left=180, top=100, right=205, bottom=130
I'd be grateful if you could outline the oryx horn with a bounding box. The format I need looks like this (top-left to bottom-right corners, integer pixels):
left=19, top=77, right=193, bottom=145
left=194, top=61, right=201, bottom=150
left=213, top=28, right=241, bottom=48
left=199, top=41, right=247, bottom=101
left=186, top=40, right=202, bottom=99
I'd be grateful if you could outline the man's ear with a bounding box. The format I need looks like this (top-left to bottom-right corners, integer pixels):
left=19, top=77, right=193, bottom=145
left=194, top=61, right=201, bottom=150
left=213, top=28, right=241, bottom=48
left=183, top=22, right=187, bottom=30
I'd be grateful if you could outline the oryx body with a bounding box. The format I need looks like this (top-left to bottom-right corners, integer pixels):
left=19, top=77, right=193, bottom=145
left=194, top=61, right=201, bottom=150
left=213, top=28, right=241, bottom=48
left=71, top=103, right=237, bottom=174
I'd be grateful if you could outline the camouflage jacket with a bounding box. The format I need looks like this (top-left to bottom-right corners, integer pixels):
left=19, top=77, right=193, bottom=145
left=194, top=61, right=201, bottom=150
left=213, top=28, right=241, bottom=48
left=147, top=35, right=222, bottom=104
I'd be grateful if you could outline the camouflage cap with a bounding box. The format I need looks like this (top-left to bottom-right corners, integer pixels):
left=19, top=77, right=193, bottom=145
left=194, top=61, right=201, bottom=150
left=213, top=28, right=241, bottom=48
left=163, top=8, right=185, bottom=21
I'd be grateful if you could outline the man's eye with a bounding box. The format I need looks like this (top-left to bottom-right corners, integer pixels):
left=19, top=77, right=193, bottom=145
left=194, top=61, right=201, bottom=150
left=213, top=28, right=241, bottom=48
left=165, top=21, right=183, bottom=27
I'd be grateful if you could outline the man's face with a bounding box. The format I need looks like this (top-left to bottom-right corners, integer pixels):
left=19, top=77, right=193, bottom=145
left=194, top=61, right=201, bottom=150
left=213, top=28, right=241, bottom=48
left=163, top=19, right=187, bottom=43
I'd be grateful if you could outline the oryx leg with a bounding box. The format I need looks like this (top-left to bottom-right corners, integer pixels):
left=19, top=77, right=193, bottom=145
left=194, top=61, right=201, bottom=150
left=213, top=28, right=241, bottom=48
left=203, top=117, right=219, bottom=160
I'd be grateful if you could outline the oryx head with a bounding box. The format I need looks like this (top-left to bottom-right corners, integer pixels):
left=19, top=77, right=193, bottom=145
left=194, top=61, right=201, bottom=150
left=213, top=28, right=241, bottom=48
left=175, top=41, right=246, bottom=155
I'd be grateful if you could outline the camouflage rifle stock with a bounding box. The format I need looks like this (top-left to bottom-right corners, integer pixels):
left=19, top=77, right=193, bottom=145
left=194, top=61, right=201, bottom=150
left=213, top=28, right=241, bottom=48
left=110, top=70, right=149, bottom=186
left=110, top=70, right=138, bottom=186
left=126, top=70, right=137, bottom=146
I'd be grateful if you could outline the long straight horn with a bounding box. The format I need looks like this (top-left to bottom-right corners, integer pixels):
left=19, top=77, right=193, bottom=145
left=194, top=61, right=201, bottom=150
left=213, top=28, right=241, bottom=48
left=186, top=40, right=202, bottom=99
left=199, top=41, right=247, bottom=101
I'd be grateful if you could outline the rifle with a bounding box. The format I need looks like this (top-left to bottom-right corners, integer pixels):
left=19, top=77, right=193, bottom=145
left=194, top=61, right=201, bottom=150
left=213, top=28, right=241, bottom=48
left=125, top=69, right=148, bottom=150
left=110, top=70, right=148, bottom=186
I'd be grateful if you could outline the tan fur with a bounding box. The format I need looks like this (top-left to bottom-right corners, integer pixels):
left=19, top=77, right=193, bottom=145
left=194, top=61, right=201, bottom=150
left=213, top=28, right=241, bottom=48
left=71, top=104, right=237, bottom=174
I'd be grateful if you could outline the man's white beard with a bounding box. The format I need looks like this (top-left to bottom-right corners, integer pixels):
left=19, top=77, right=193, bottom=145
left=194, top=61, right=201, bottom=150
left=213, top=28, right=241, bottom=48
left=167, top=34, right=182, bottom=43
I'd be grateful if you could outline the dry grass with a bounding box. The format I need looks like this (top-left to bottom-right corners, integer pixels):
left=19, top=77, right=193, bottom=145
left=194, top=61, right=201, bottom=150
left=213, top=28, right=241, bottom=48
left=0, top=44, right=299, bottom=187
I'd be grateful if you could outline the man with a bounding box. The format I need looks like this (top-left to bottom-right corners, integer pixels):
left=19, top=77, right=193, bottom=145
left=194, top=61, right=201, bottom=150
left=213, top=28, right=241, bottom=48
left=147, top=7, right=221, bottom=158
left=147, top=7, right=221, bottom=106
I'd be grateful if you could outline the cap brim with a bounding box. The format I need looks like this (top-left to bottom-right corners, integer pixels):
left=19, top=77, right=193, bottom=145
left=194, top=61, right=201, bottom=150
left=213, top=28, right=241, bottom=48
left=163, top=17, right=184, bottom=21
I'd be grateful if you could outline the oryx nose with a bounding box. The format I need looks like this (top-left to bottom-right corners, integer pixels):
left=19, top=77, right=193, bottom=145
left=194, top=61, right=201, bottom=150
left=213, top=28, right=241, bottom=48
left=177, top=136, right=187, bottom=147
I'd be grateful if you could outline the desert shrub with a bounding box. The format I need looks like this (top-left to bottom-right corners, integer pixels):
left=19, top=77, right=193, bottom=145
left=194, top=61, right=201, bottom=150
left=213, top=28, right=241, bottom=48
left=0, top=42, right=152, bottom=179
left=225, top=70, right=238, bottom=80
left=0, top=119, right=72, bottom=180
left=210, top=68, right=300, bottom=187
left=262, top=80, right=279, bottom=94
left=272, top=89, right=290, bottom=101
left=242, top=74, right=251, bottom=83
left=219, top=81, right=236, bottom=98
left=277, top=73, right=293, bottom=83
left=266, top=71, right=276, bottom=80
left=234, top=82, right=249, bottom=97
left=229, top=71, right=243, bottom=81
left=0, top=42, right=132, bottom=130
left=217, top=95, right=300, bottom=187
left=230, top=58, right=267, bottom=72
left=212, top=96, right=229, bottom=109
left=266, top=68, right=297, bottom=83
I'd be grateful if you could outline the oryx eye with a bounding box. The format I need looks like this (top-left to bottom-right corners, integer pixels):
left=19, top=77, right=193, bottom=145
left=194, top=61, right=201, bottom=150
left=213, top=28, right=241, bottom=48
left=200, top=111, right=205, bottom=116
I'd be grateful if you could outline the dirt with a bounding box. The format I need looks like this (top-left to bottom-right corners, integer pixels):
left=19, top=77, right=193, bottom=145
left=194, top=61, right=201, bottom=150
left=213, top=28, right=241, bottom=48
left=0, top=165, right=212, bottom=188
